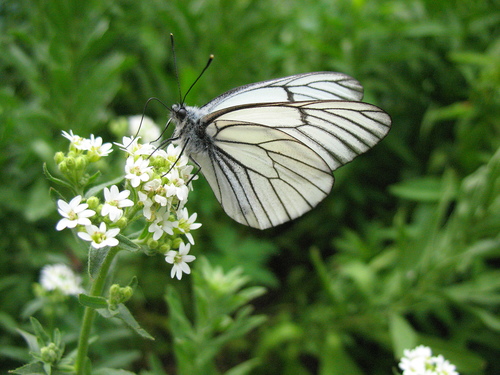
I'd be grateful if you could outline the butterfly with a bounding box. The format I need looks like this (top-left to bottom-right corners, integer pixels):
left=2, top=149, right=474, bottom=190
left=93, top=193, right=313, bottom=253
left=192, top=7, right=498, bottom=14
left=168, top=72, right=391, bottom=229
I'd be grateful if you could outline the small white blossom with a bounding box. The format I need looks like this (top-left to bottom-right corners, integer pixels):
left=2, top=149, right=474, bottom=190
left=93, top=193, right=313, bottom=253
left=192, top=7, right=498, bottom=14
left=165, top=168, right=189, bottom=202
left=175, top=207, right=202, bottom=245
left=56, top=196, right=96, bottom=231
left=115, top=136, right=156, bottom=156
left=85, top=134, right=113, bottom=157
left=78, top=222, right=120, bottom=249
left=128, top=115, right=161, bottom=143
left=61, top=130, right=87, bottom=150
left=101, top=185, right=134, bottom=222
left=138, top=191, right=154, bottom=220
left=124, top=156, right=152, bottom=187
left=40, top=264, right=84, bottom=296
left=165, top=144, right=188, bottom=167
left=148, top=207, right=175, bottom=240
left=165, top=242, right=196, bottom=280
left=399, top=345, right=458, bottom=375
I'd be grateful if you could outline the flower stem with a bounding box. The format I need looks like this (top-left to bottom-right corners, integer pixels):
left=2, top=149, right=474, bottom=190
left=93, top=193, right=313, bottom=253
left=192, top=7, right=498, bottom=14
left=74, top=246, right=121, bottom=374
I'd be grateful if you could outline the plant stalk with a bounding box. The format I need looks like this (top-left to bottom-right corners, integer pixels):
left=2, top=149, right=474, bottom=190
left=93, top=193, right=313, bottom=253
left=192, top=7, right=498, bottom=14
left=74, top=246, right=121, bottom=375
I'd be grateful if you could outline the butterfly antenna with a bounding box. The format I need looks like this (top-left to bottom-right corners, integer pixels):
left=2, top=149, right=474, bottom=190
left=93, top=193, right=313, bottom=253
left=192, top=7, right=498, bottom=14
left=170, top=33, right=183, bottom=104
left=181, top=54, right=214, bottom=105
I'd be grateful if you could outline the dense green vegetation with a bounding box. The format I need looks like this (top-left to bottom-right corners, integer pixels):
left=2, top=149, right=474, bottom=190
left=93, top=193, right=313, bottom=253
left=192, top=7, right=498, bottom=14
left=0, top=0, right=499, bottom=374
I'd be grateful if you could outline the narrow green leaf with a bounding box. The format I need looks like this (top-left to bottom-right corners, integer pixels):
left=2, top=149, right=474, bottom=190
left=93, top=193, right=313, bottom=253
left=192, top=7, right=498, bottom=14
left=30, top=317, right=50, bottom=346
left=43, top=163, right=74, bottom=190
left=115, top=304, right=154, bottom=340
left=84, top=176, right=124, bottom=199
left=88, top=246, right=111, bottom=279
left=389, top=314, right=417, bottom=358
left=9, top=361, right=46, bottom=375
left=93, top=368, right=137, bottom=375
left=117, top=234, right=141, bottom=253
left=78, top=294, right=109, bottom=310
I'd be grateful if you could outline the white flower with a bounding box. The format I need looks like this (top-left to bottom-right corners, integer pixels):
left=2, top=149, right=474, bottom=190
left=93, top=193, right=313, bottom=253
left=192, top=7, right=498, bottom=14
left=101, top=185, right=134, bottom=222
left=399, top=345, right=459, bottom=375
left=115, top=136, right=156, bottom=156
left=124, top=156, right=152, bottom=187
left=165, top=144, right=188, bottom=167
left=40, top=264, right=84, bottom=296
left=128, top=115, right=161, bottom=143
left=165, top=242, right=196, bottom=280
left=430, top=355, right=458, bottom=375
left=78, top=222, right=120, bottom=249
left=85, top=134, right=113, bottom=157
left=61, top=130, right=87, bottom=150
left=56, top=196, right=96, bottom=231
left=175, top=207, right=202, bottom=245
left=138, top=191, right=154, bottom=220
left=165, top=168, right=189, bottom=202
left=148, top=206, right=175, bottom=240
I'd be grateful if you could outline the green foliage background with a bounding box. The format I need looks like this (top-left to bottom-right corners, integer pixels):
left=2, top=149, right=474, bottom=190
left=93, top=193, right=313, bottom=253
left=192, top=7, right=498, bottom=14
left=0, top=0, right=499, bottom=374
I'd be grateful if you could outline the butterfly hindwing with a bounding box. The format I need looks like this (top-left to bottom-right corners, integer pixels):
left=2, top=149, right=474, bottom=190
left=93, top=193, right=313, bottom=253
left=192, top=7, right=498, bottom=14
left=190, top=120, right=334, bottom=229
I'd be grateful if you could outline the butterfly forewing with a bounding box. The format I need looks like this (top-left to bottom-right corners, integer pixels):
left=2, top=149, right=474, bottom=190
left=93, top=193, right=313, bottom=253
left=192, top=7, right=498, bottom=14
left=202, top=72, right=364, bottom=112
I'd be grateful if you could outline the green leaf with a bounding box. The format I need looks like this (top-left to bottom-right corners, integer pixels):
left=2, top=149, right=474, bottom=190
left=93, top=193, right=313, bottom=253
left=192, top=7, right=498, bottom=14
left=117, top=234, right=141, bottom=253
left=9, top=361, right=46, bottom=375
left=390, top=177, right=445, bottom=202
left=43, top=162, right=74, bottom=191
left=16, top=329, right=39, bottom=354
left=113, top=304, right=154, bottom=340
left=79, top=294, right=109, bottom=310
left=88, top=246, right=111, bottom=279
left=319, top=332, right=363, bottom=375
left=30, top=317, right=50, bottom=347
left=93, top=369, right=137, bottom=375
left=389, top=314, right=417, bottom=358
left=84, top=176, right=125, bottom=199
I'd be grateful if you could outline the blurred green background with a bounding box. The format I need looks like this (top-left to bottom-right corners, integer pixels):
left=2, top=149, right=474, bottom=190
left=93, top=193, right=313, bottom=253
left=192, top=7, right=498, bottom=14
left=1, top=0, right=499, bottom=374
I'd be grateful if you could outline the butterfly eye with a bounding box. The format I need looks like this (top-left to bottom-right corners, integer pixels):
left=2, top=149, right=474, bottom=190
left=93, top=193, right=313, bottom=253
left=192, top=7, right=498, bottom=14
left=172, top=104, right=187, bottom=120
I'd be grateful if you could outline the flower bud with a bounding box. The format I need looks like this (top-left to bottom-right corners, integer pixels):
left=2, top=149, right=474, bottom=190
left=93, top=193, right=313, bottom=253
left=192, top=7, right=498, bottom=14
left=86, top=197, right=100, bottom=210
left=40, top=343, right=60, bottom=364
left=54, top=152, right=65, bottom=164
left=75, top=156, right=88, bottom=170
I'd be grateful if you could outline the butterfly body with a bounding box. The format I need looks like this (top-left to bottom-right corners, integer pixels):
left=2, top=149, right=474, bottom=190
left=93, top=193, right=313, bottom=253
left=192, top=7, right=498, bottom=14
left=168, top=72, right=391, bottom=229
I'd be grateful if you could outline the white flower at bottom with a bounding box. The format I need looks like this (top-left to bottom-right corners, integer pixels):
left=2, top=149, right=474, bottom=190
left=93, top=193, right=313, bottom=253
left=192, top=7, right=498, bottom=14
left=399, top=345, right=459, bottom=375
left=78, top=222, right=120, bottom=249
left=40, top=264, right=84, bottom=296
left=165, top=242, right=196, bottom=280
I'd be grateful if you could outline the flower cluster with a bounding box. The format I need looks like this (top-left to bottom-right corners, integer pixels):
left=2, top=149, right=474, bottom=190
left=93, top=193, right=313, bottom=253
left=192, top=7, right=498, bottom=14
left=40, top=264, right=84, bottom=296
left=399, top=345, right=459, bottom=375
left=54, top=125, right=200, bottom=279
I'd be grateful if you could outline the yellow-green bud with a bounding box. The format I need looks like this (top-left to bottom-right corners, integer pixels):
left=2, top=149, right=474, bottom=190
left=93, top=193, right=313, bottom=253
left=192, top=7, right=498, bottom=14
left=147, top=238, right=159, bottom=249
left=65, top=157, right=76, bottom=169
left=40, top=343, right=59, bottom=364
left=75, top=156, right=87, bottom=170
left=58, top=160, right=69, bottom=174
left=172, top=237, right=182, bottom=249
left=54, top=152, right=65, bottom=164
left=159, top=242, right=171, bottom=253
left=115, top=217, right=128, bottom=228
left=87, top=197, right=100, bottom=210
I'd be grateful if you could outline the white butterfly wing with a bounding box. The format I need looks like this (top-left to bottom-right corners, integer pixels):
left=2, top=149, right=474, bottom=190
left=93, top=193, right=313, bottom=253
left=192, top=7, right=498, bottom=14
left=202, top=72, right=364, bottom=112
left=191, top=120, right=334, bottom=229
left=190, top=100, right=391, bottom=229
